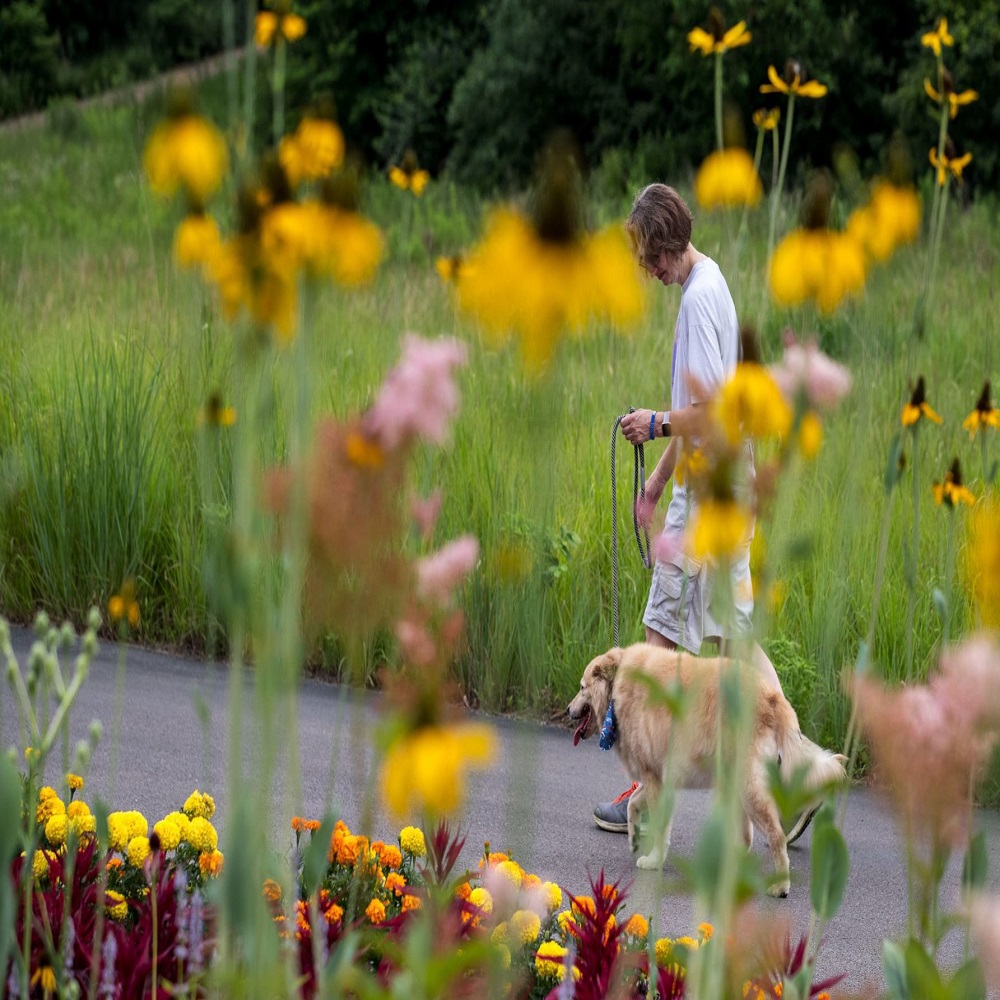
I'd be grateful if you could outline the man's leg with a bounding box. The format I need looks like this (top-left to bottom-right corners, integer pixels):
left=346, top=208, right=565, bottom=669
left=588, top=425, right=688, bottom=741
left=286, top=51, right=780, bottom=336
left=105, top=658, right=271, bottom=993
left=645, top=624, right=678, bottom=648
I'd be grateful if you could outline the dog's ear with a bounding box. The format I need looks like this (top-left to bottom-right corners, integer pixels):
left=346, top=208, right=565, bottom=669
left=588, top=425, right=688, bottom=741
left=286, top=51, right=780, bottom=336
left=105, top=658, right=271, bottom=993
left=592, top=647, right=622, bottom=682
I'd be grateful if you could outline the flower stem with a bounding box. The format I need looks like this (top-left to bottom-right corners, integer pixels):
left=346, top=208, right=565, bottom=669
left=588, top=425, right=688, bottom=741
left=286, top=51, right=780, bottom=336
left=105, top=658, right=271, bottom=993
left=905, top=428, right=920, bottom=684
left=767, top=94, right=796, bottom=264
left=982, top=432, right=990, bottom=491
left=242, top=0, right=258, bottom=162
left=272, top=36, right=287, bottom=145
left=714, top=53, right=724, bottom=151
left=916, top=96, right=950, bottom=338
left=943, top=509, right=956, bottom=645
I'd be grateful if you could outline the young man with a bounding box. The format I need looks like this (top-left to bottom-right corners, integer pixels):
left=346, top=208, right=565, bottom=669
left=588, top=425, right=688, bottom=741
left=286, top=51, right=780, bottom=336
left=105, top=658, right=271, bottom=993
left=592, top=184, right=815, bottom=843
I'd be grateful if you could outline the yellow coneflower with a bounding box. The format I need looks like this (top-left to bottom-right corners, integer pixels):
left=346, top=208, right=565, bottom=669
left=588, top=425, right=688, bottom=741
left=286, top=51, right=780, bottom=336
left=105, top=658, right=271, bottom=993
left=198, top=392, right=236, bottom=428
left=769, top=226, right=867, bottom=313
left=846, top=180, right=921, bottom=262
left=924, top=75, right=978, bottom=120
left=173, top=212, right=222, bottom=269
left=967, top=495, right=1000, bottom=627
left=255, top=7, right=306, bottom=47
left=694, top=148, right=763, bottom=209
left=921, top=17, right=953, bottom=56
left=108, top=580, right=140, bottom=629
left=687, top=8, right=751, bottom=55
left=389, top=150, right=430, bottom=195
left=435, top=254, right=465, bottom=283
left=712, top=363, right=792, bottom=447
left=688, top=498, right=753, bottom=561
left=798, top=410, right=823, bottom=458
left=963, top=381, right=1000, bottom=439
left=752, top=107, right=780, bottom=131
left=760, top=60, right=827, bottom=99
left=279, top=116, right=345, bottom=186
left=932, top=458, right=975, bottom=508
left=901, top=376, right=943, bottom=427
left=929, top=144, right=972, bottom=186
left=144, top=112, right=229, bottom=206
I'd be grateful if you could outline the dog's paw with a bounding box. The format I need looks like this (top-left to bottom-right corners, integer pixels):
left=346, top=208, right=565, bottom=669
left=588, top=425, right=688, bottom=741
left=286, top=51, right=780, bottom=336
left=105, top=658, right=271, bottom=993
left=767, top=881, right=790, bottom=899
left=635, top=854, right=662, bottom=871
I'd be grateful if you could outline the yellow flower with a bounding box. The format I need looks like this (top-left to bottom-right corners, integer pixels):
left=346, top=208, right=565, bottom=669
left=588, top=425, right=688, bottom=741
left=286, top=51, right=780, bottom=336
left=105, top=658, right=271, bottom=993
left=510, top=909, right=541, bottom=945
left=535, top=940, right=570, bottom=980
left=389, top=150, right=430, bottom=195
left=698, top=922, right=714, bottom=941
left=381, top=723, right=496, bottom=820
left=45, top=814, right=68, bottom=847
left=67, top=773, right=84, bottom=792
left=924, top=78, right=978, bottom=120
left=365, top=898, right=385, bottom=925
left=689, top=499, right=752, bottom=561
left=127, top=836, right=151, bottom=868
left=399, top=826, right=426, bottom=857
left=184, top=790, right=216, bottom=819
left=769, top=227, right=866, bottom=313
left=30, top=965, right=57, bottom=994
left=929, top=145, right=972, bottom=186
left=468, top=886, right=493, bottom=914
left=932, top=458, right=975, bottom=508
left=279, top=116, right=345, bottom=186
left=687, top=12, right=751, bottom=55
left=760, top=61, right=827, bottom=98
left=144, top=114, right=229, bottom=205
left=263, top=878, right=283, bottom=902
left=255, top=9, right=306, bottom=47
left=752, top=107, right=781, bottom=131
left=174, top=213, right=222, bottom=269
left=108, top=811, right=148, bottom=852
left=901, top=376, right=943, bottom=427
left=197, top=392, right=237, bottom=428
left=968, top=495, right=1000, bottom=627
left=624, top=913, right=650, bottom=938
left=694, top=148, right=763, bottom=210
left=963, top=382, right=1000, bottom=439
left=846, top=181, right=921, bottom=262
left=31, top=850, right=51, bottom=880
left=199, top=849, right=224, bottom=878
left=108, top=580, right=140, bottom=628
left=105, top=889, right=128, bottom=922
left=435, top=254, right=465, bottom=283
left=541, top=881, right=562, bottom=911
left=798, top=410, right=823, bottom=458
left=345, top=429, right=385, bottom=468
left=186, top=816, right=218, bottom=853
left=163, top=810, right=192, bottom=841
left=153, top=819, right=181, bottom=852
left=712, top=363, right=792, bottom=446
left=921, top=17, right=953, bottom=56
left=36, top=789, right=65, bottom=824
left=675, top=935, right=700, bottom=950
left=402, top=893, right=421, bottom=912
left=655, top=937, right=673, bottom=967
left=495, top=859, right=524, bottom=889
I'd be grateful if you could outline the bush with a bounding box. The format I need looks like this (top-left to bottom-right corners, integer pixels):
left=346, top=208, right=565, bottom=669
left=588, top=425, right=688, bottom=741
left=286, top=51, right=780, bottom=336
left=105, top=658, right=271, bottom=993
left=0, top=0, right=59, bottom=116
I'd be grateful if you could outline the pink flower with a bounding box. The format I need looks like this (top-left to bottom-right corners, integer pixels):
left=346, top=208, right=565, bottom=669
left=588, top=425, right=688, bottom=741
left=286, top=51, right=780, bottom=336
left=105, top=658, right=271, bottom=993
left=396, top=618, right=438, bottom=667
left=769, top=331, right=852, bottom=410
left=969, top=894, right=1000, bottom=992
left=417, top=535, right=480, bottom=604
left=366, top=335, right=468, bottom=450
left=653, top=531, right=684, bottom=565
left=411, top=491, right=442, bottom=540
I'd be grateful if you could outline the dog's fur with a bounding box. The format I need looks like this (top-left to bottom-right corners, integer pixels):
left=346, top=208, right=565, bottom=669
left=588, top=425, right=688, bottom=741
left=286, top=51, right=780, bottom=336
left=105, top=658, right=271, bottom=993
left=567, top=643, right=847, bottom=897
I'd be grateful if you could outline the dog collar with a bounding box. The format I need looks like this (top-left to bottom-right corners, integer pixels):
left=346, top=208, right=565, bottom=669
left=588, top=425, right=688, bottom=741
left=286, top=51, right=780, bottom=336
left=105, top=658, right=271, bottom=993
left=599, top=700, right=618, bottom=751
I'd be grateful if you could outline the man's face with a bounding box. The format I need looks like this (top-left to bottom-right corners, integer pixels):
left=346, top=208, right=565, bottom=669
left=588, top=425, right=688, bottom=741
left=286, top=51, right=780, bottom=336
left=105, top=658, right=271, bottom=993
left=646, top=250, right=682, bottom=286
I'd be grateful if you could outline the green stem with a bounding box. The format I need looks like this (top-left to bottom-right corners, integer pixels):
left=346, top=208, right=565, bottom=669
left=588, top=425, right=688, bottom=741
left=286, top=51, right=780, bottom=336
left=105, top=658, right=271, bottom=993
left=272, top=37, right=286, bottom=145
left=943, top=509, right=956, bottom=646
left=714, top=53, right=724, bottom=151
left=241, top=0, right=258, bottom=162
left=771, top=124, right=780, bottom=194
left=916, top=95, right=950, bottom=338
left=983, top=432, right=990, bottom=491
left=767, top=94, right=796, bottom=264
left=733, top=129, right=765, bottom=268
left=905, top=428, right=920, bottom=684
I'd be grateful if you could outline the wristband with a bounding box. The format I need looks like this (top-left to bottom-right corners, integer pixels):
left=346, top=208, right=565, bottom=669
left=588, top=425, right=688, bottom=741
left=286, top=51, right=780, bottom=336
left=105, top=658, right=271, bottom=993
left=649, top=412, right=656, bottom=442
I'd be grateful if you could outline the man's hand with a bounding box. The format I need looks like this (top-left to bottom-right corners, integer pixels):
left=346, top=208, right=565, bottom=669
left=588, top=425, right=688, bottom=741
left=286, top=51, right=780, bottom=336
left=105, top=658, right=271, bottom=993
left=620, top=408, right=658, bottom=444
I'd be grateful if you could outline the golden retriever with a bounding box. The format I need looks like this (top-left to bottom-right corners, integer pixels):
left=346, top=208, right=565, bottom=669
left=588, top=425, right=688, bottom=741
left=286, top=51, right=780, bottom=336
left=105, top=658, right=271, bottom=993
left=567, top=643, right=847, bottom=897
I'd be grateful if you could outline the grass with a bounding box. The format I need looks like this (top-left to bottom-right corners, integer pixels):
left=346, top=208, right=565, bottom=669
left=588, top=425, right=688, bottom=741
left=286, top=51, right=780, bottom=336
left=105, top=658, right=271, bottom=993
left=1, top=93, right=998, bottom=793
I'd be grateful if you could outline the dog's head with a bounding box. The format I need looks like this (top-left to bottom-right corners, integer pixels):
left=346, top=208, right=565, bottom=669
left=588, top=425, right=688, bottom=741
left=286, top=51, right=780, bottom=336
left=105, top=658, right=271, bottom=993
left=567, top=648, right=621, bottom=746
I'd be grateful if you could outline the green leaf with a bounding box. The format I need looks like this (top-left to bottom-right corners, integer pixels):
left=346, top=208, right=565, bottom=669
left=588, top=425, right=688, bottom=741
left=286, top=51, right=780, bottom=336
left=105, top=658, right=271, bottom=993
left=931, top=588, right=948, bottom=625
left=947, top=959, right=985, bottom=1000
left=0, top=755, right=21, bottom=978
left=905, top=938, right=944, bottom=999
left=854, top=640, right=871, bottom=676
left=884, top=431, right=905, bottom=492
left=962, top=832, right=989, bottom=893
left=301, top=813, right=337, bottom=897
left=883, top=940, right=909, bottom=1000
left=810, top=823, right=849, bottom=920
left=690, top=808, right=726, bottom=895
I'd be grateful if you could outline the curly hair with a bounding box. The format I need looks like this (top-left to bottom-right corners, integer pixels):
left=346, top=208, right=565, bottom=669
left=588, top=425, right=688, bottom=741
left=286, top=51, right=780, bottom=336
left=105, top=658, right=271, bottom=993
left=624, top=184, right=693, bottom=269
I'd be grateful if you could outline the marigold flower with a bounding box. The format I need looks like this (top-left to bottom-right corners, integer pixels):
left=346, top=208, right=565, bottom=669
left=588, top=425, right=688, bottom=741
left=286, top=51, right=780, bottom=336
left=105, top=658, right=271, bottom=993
left=535, top=940, right=570, bottom=980
left=399, top=825, right=426, bottom=856
left=184, top=789, right=216, bottom=819
left=199, top=848, right=224, bottom=878
left=381, top=724, right=496, bottom=820
left=108, top=811, right=148, bottom=851
left=402, top=892, right=422, bottom=912
left=468, top=886, right=493, bottom=914
left=366, top=898, right=387, bottom=924
left=186, top=816, right=218, bottom=852
left=921, top=17, right=953, bottom=56
left=66, top=773, right=84, bottom=792
left=698, top=921, right=714, bottom=941
left=760, top=61, right=827, bottom=98
left=901, top=376, right=943, bottom=427
left=379, top=843, right=403, bottom=869
left=127, top=836, right=151, bottom=868
left=571, top=895, right=596, bottom=918
left=689, top=499, right=753, bottom=562
left=933, top=458, right=975, bottom=508
left=31, top=849, right=52, bottom=880
left=494, top=859, right=524, bottom=889
left=105, top=890, right=128, bottom=922
left=389, top=150, right=430, bottom=196
left=510, top=909, right=541, bottom=945
left=694, top=148, right=763, bottom=210
left=655, top=937, right=673, bottom=966
left=687, top=10, right=751, bottom=55
left=964, top=382, right=1000, bottom=439
left=385, top=872, right=406, bottom=895
left=924, top=77, right=978, bottom=120
left=752, top=107, right=780, bottom=131
left=769, top=227, right=866, bottom=313
left=325, top=902, right=344, bottom=924
left=37, top=789, right=65, bottom=824
left=45, top=814, right=68, bottom=847
left=846, top=181, right=921, bottom=262
left=968, top=497, right=1000, bottom=628
left=144, top=113, right=229, bottom=205
left=624, top=913, right=650, bottom=938
left=263, top=878, right=283, bottom=902
left=929, top=145, right=972, bottom=186
left=255, top=9, right=306, bottom=47
left=541, top=881, right=562, bottom=911
left=456, top=881, right=472, bottom=900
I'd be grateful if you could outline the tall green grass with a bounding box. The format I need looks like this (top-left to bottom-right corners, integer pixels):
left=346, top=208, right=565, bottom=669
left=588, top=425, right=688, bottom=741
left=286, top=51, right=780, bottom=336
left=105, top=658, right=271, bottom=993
left=1, top=98, right=998, bottom=793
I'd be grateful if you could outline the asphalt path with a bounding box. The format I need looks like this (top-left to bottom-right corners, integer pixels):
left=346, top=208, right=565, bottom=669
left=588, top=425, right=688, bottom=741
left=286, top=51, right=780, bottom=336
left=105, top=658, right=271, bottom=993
left=3, top=625, right=999, bottom=995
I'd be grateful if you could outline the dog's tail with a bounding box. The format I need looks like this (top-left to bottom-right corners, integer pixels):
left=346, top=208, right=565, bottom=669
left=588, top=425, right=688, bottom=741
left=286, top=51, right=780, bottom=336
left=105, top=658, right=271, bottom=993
left=766, top=691, right=847, bottom=793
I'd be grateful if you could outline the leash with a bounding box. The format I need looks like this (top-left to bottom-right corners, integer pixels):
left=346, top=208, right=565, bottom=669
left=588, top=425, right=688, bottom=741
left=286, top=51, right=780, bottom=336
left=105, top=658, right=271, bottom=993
left=610, top=408, right=653, bottom=649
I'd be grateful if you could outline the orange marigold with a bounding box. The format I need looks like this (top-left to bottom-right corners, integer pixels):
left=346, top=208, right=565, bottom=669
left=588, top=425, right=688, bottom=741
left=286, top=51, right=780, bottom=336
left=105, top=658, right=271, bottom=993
left=366, top=899, right=386, bottom=924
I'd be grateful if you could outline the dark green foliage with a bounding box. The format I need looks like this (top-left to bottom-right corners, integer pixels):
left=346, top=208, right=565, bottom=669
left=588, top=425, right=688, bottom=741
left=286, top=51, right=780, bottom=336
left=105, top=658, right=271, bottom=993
left=0, top=1, right=60, bottom=115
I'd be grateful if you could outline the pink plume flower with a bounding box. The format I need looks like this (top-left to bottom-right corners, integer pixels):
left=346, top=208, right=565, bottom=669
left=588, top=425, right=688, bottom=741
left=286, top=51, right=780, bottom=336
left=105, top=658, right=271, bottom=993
left=969, top=894, right=1000, bottom=992
left=411, top=491, right=443, bottom=540
left=417, top=535, right=480, bottom=605
left=653, top=531, right=684, bottom=565
left=769, top=331, right=852, bottom=410
left=396, top=618, right=438, bottom=667
left=366, top=335, right=468, bottom=450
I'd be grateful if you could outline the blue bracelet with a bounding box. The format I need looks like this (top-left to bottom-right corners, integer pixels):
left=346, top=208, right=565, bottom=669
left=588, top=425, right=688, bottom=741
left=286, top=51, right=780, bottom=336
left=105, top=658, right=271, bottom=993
left=649, top=412, right=656, bottom=441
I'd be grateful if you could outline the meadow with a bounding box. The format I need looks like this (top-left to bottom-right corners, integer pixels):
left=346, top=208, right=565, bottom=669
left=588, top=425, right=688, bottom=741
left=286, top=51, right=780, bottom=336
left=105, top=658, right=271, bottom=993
left=1, top=87, right=996, bottom=757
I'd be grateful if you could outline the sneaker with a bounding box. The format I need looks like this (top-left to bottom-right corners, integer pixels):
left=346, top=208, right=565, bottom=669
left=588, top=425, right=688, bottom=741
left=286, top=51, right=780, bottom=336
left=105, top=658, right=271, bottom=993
left=594, top=782, right=640, bottom=833
left=785, top=802, right=822, bottom=845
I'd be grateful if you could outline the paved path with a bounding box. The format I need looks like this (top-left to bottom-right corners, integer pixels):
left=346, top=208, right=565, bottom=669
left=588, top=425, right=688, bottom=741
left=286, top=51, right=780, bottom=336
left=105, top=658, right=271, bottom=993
left=3, top=625, right=998, bottom=993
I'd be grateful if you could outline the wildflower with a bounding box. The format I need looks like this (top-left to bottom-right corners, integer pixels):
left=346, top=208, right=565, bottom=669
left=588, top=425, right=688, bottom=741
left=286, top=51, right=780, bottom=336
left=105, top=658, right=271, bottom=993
left=713, top=363, right=793, bottom=446
left=511, top=909, right=542, bottom=945
left=968, top=497, right=1000, bottom=628
left=964, top=382, right=1000, bottom=439
left=364, top=335, right=468, bottom=451
left=798, top=411, right=823, bottom=459
left=535, top=940, right=570, bottom=980
left=846, top=181, right=921, bottom=262
left=30, top=964, right=56, bottom=994
left=45, top=814, right=68, bottom=847
left=752, top=107, right=780, bottom=131
left=255, top=7, right=306, bottom=47
left=921, top=17, right=953, bottom=56
left=105, top=889, right=129, bottom=922
left=144, top=112, right=229, bottom=206
left=389, top=150, right=430, bottom=195
left=435, top=255, right=464, bottom=282
left=624, top=913, right=649, bottom=938
left=184, top=789, right=216, bottom=819
left=399, top=825, right=426, bottom=857
left=768, top=334, right=852, bottom=410
left=929, top=143, right=972, bottom=186
left=760, top=60, right=827, bottom=98
left=186, top=817, right=218, bottom=853
left=67, top=773, right=84, bottom=793
left=769, top=226, right=866, bottom=313
left=381, top=723, right=496, bottom=819
left=689, top=498, right=753, bottom=562
left=687, top=9, right=751, bottom=55
left=174, top=213, right=222, bottom=269
left=108, top=580, right=140, bottom=629
left=924, top=76, right=978, bottom=121
left=901, top=376, right=943, bottom=427
left=279, top=115, right=345, bottom=186
left=199, top=849, right=224, bottom=878
left=933, top=458, right=975, bottom=508
left=415, top=536, right=480, bottom=605
left=694, top=148, right=763, bottom=210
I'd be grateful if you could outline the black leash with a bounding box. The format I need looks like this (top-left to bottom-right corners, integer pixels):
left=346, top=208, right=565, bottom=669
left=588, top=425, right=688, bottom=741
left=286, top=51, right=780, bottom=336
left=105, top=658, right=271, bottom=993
left=611, top=408, right=653, bottom=648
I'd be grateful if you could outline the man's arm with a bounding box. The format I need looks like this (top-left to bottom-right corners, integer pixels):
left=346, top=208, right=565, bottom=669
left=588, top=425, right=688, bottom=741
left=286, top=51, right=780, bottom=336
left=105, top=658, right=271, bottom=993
left=619, top=403, right=706, bottom=445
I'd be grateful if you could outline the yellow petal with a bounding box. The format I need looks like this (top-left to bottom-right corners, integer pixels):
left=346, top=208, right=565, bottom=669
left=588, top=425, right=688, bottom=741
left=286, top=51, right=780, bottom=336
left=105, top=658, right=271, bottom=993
left=254, top=11, right=278, bottom=47
left=281, top=13, right=307, bottom=41
left=389, top=166, right=409, bottom=190
left=687, top=26, right=715, bottom=55
left=760, top=64, right=788, bottom=94
left=796, top=79, right=828, bottom=98
left=921, top=32, right=941, bottom=56
left=953, top=88, right=979, bottom=105
left=924, top=78, right=941, bottom=102
left=411, top=169, right=431, bottom=195
left=721, top=22, right=751, bottom=49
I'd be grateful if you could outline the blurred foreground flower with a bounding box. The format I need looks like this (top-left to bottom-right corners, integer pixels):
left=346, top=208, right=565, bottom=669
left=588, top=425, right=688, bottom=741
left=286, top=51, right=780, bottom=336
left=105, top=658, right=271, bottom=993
left=964, top=381, right=1000, bottom=439
left=968, top=495, right=1000, bottom=628
left=694, top=148, right=763, bottom=209
left=769, top=226, right=866, bottom=313
left=255, top=5, right=306, bottom=47
left=108, top=580, right=140, bottom=629
left=768, top=333, right=852, bottom=411
left=846, top=180, right=921, bottom=262
left=901, top=375, right=942, bottom=427
left=921, top=17, right=953, bottom=56
left=144, top=108, right=228, bottom=207
left=279, top=114, right=345, bottom=186
left=390, top=150, right=430, bottom=195
left=689, top=498, right=752, bottom=562
left=712, top=362, right=792, bottom=446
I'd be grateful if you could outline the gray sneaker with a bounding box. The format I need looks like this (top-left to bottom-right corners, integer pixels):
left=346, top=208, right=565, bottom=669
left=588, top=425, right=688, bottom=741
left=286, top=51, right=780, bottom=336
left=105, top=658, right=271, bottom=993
left=594, top=782, right=639, bottom=833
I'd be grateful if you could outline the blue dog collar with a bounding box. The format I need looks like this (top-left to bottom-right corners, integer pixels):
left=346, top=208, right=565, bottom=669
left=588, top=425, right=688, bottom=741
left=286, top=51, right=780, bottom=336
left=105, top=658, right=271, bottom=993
left=599, top=700, right=618, bottom=751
